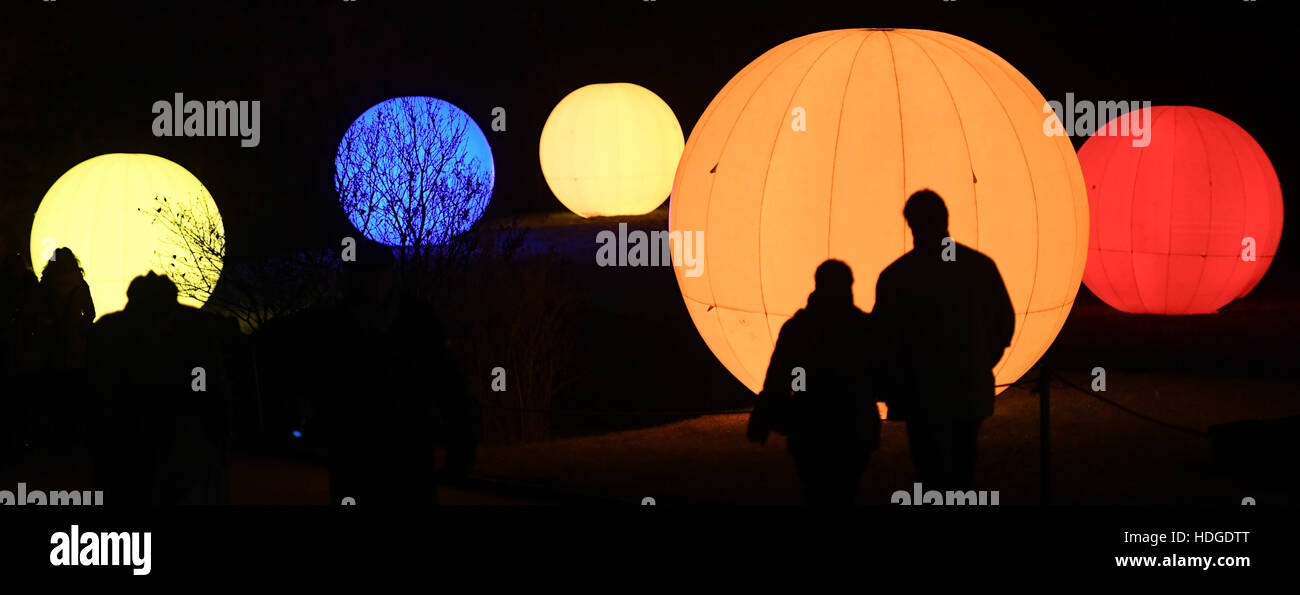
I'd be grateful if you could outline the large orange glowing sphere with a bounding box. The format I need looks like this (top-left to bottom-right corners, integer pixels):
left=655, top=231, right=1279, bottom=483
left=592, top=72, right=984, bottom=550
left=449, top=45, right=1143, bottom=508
left=1078, top=106, right=1283, bottom=314
left=669, top=29, right=1089, bottom=394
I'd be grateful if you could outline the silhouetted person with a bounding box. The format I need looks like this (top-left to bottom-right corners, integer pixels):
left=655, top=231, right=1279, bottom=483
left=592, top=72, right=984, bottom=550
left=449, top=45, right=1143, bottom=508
left=0, top=250, right=41, bottom=468
left=36, top=248, right=94, bottom=368
left=88, top=272, right=232, bottom=504
left=748, top=259, right=881, bottom=504
left=0, top=251, right=40, bottom=368
left=260, top=242, right=479, bottom=505
left=31, top=247, right=95, bottom=453
left=873, top=190, right=1015, bottom=492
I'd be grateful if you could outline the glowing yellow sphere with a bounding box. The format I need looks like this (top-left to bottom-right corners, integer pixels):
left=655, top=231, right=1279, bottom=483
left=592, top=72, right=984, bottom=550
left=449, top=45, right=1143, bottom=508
left=29, top=154, right=224, bottom=319
left=539, top=83, right=685, bottom=217
left=670, top=29, right=1089, bottom=394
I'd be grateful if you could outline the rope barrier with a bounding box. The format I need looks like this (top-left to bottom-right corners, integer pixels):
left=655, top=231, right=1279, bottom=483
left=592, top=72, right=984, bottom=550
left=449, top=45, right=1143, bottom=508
left=484, top=376, right=1030, bottom=418
left=1047, top=370, right=1206, bottom=437
left=478, top=403, right=752, bottom=417
left=477, top=369, right=1206, bottom=439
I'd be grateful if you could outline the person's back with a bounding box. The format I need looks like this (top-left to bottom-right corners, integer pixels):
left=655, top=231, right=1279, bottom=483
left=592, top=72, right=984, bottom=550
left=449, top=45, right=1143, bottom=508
left=89, top=272, right=229, bottom=504
left=873, top=190, right=1015, bottom=491
left=749, top=259, right=880, bottom=504
left=89, top=296, right=178, bottom=505
left=36, top=248, right=94, bottom=372
left=29, top=248, right=95, bottom=453
left=875, top=244, right=1010, bottom=421
left=778, top=303, right=878, bottom=454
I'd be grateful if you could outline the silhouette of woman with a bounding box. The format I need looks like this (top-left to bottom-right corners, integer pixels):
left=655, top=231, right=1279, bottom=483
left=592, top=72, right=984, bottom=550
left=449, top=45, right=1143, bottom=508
left=37, top=247, right=95, bottom=367
left=748, top=259, right=881, bottom=504
left=32, top=247, right=95, bottom=453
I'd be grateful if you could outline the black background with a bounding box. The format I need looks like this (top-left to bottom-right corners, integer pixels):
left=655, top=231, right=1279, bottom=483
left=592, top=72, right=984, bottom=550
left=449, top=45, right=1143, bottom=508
left=0, top=1, right=1295, bottom=580
left=0, top=506, right=1284, bottom=581
left=0, top=0, right=1292, bottom=279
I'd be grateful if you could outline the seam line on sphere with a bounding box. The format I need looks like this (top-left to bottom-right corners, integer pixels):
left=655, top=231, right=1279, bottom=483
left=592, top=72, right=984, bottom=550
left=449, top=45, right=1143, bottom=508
left=919, top=31, right=1038, bottom=379
left=703, top=32, right=831, bottom=389
left=825, top=31, right=877, bottom=260
left=754, top=30, right=857, bottom=351
left=1179, top=107, right=1217, bottom=313
left=1126, top=108, right=1174, bottom=313
left=897, top=31, right=979, bottom=251
left=683, top=294, right=1074, bottom=317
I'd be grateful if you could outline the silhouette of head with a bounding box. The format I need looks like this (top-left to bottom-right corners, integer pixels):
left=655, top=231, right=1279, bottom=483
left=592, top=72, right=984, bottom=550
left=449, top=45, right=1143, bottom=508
left=812, top=259, right=854, bottom=306
left=125, top=271, right=179, bottom=314
left=903, top=189, right=949, bottom=245
left=41, top=247, right=85, bottom=281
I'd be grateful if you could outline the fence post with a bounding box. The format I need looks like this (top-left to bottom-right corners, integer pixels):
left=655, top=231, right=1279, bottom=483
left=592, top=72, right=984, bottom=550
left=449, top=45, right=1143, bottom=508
left=1038, top=364, right=1051, bottom=505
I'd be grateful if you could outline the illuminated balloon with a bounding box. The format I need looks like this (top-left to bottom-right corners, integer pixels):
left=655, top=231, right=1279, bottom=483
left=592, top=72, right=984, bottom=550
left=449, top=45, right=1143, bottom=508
left=335, top=96, right=495, bottom=246
left=29, top=153, right=224, bottom=319
left=1078, top=106, right=1283, bottom=314
left=670, top=28, right=1088, bottom=394
left=539, top=83, right=684, bottom=217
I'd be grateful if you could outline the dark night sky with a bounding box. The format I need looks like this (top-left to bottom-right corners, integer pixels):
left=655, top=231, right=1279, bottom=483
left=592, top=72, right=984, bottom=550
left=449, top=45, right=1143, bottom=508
left=0, top=0, right=1293, bottom=281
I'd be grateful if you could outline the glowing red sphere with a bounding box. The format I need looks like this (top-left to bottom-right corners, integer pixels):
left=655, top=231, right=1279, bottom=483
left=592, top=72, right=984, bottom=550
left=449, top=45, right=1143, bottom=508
left=1078, top=106, right=1283, bottom=314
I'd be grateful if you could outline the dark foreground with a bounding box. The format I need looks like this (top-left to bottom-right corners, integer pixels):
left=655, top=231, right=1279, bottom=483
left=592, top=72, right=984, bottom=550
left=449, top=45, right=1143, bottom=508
left=6, top=209, right=1299, bottom=505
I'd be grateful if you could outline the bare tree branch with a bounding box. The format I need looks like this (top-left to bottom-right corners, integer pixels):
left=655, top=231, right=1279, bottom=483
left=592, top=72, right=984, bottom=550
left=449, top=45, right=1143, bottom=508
left=335, top=97, right=492, bottom=250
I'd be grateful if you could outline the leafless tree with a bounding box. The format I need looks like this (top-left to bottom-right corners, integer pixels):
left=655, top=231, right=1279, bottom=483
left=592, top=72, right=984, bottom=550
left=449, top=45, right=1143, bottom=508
left=429, top=225, right=579, bottom=443
left=334, top=96, right=494, bottom=251
left=145, top=195, right=338, bottom=333
left=147, top=195, right=226, bottom=307
left=146, top=93, right=573, bottom=441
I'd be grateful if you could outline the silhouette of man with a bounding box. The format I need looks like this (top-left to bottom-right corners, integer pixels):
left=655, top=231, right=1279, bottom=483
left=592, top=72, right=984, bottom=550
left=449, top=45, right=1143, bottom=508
left=748, top=259, right=881, bottom=504
left=873, top=190, right=1015, bottom=492
left=263, top=242, right=479, bottom=505
left=88, top=272, right=232, bottom=504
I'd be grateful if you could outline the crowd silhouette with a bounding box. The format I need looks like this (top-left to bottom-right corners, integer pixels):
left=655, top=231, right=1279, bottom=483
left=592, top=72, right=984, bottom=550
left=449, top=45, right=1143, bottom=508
left=2, top=189, right=1013, bottom=506
left=2, top=248, right=97, bottom=464
left=0, top=246, right=243, bottom=504
left=1, top=239, right=479, bottom=505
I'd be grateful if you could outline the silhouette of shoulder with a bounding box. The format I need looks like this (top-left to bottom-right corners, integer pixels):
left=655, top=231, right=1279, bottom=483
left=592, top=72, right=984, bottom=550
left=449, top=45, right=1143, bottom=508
left=878, top=242, right=999, bottom=279
left=955, top=242, right=999, bottom=270
left=91, top=310, right=128, bottom=326
left=88, top=310, right=132, bottom=340
left=780, top=308, right=812, bottom=331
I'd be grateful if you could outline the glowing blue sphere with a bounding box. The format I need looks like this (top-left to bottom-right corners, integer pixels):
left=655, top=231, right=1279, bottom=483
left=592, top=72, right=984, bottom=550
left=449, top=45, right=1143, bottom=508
left=335, top=96, right=495, bottom=246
